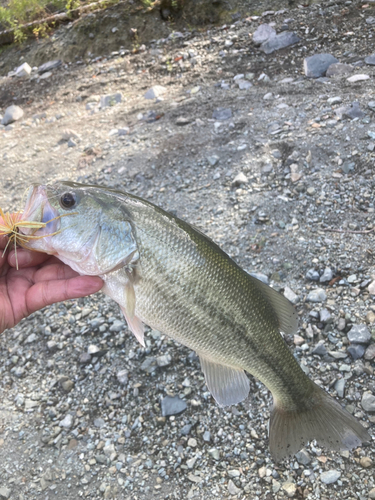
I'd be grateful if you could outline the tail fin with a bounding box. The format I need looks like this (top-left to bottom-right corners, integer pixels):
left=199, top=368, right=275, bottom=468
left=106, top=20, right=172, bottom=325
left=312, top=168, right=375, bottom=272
left=269, top=383, right=371, bottom=462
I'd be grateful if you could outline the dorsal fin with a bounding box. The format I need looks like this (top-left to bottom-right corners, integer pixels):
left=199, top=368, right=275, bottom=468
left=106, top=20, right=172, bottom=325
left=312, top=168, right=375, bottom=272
left=248, top=275, right=298, bottom=334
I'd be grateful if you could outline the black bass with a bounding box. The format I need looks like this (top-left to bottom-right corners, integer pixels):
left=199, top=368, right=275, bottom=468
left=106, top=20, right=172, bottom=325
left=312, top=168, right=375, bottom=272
left=19, top=182, right=370, bottom=460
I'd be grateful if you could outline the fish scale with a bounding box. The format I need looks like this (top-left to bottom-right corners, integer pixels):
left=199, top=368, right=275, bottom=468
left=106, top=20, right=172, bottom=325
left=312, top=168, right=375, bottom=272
left=20, top=181, right=371, bottom=461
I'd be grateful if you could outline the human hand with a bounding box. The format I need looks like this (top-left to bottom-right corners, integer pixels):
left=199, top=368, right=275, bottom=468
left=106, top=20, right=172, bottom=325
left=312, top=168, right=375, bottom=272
left=0, top=230, right=103, bottom=334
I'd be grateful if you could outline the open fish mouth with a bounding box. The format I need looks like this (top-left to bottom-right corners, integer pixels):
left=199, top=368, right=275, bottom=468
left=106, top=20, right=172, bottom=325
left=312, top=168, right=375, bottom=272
left=20, top=185, right=61, bottom=238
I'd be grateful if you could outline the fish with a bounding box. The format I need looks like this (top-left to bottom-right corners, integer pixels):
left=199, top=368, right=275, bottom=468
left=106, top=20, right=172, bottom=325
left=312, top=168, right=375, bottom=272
left=19, top=181, right=371, bottom=461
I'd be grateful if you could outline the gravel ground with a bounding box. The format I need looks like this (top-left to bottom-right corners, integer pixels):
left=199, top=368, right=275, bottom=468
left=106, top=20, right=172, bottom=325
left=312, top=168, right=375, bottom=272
left=1, top=1, right=375, bottom=499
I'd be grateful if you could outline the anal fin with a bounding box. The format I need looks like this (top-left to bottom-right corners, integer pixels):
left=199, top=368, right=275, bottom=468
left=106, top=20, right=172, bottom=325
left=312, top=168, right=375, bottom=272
left=199, top=355, right=250, bottom=406
left=120, top=305, right=145, bottom=347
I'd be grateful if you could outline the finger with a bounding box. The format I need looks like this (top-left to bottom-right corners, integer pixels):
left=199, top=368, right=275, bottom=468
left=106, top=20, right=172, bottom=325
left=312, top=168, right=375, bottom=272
left=26, top=276, right=103, bottom=315
left=33, top=262, right=80, bottom=282
left=8, top=248, right=51, bottom=268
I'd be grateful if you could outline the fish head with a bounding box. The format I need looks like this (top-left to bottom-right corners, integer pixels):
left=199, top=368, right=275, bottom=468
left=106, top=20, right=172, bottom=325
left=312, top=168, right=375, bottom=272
left=20, top=182, right=139, bottom=275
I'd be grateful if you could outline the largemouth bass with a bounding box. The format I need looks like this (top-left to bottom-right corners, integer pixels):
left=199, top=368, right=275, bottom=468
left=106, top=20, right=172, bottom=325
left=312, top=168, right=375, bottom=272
left=19, top=182, right=370, bottom=460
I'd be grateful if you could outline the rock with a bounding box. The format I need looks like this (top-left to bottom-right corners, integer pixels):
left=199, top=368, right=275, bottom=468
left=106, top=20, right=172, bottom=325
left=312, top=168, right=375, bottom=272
left=319, top=309, right=331, bottom=323
left=369, top=487, right=375, bottom=499
left=1, top=105, right=24, bottom=125
left=347, top=324, right=372, bottom=344
left=109, top=320, right=125, bottom=332
left=94, top=418, right=105, bottom=428
left=67, top=138, right=77, bottom=147
left=312, top=341, right=327, bottom=356
left=306, top=187, right=316, bottom=196
left=359, top=456, right=372, bottom=468
left=306, top=288, right=327, bottom=302
left=59, top=377, right=74, bottom=393
left=100, top=93, right=122, bottom=108
left=61, top=129, right=79, bottom=141
left=187, top=437, right=197, bottom=447
left=212, top=108, right=232, bottom=121
left=364, top=343, right=375, bottom=360
left=252, top=24, right=276, bottom=45
left=348, top=344, right=366, bottom=360
left=320, top=268, right=333, bottom=283
left=335, top=102, right=365, bottom=120
left=320, top=470, right=341, bottom=484
left=368, top=101, right=375, bottom=111
left=260, top=31, right=300, bottom=54
left=361, top=391, right=375, bottom=412
left=144, top=86, right=166, bottom=99
left=161, top=395, right=187, bottom=416
left=306, top=268, right=320, bottom=281
left=40, top=71, right=52, bottom=80
left=327, top=96, right=342, bottom=105
left=47, top=340, right=58, bottom=352
left=208, top=448, right=220, bottom=460
left=334, top=378, right=346, bottom=398
left=365, top=54, right=375, bottom=65
left=207, top=155, right=219, bottom=166
left=181, top=424, right=192, bottom=435
left=284, top=286, right=299, bottom=304
left=16, top=62, right=31, bottom=77
left=79, top=352, right=91, bottom=364
left=368, top=280, right=375, bottom=294
left=38, top=59, right=62, bottom=73
left=88, top=344, right=101, bottom=354
left=304, top=54, right=338, bottom=78
left=60, top=414, right=73, bottom=428
left=116, top=369, right=128, bottom=385
left=295, top=449, right=311, bottom=465
left=326, top=63, right=353, bottom=77
left=366, top=16, right=375, bottom=24
left=0, top=487, right=11, bottom=499
left=249, top=272, right=269, bottom=284
left=176, top=116, right=193, bottom=126
left=238, top=79, right=252, bottom=90
left=281, top=480, right=297, bottom=498
left=232, top=172, right=248, bottom=186
left=203, top=430, right=211, bottom=442
left=228, top=479, right=241, bottom=495
left=26, top=333, right=38, bottom=343
left=347, top=74, right=370, bottom=82
left=156, top=354, right=172, bottom=367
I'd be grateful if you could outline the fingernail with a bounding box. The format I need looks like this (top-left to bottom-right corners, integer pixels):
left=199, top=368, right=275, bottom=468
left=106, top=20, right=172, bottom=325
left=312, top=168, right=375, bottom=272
left=10, top=250, right=33, bottom=267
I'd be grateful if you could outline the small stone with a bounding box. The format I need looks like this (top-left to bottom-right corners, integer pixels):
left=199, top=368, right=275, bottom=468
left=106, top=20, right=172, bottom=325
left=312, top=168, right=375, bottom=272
left=16, top=62, right=31, bottom=77
left=319, top=309, right=331, bottom=323
left=362, top=391, right=375, bottom=412
left=39, top=71, right=52, bottom=80
left=260, top=31, right=300, bottom=54
left=176, top=116, right=193, bottom=126
left=156, top=354, right=172, bottom=367
left=312, top=341, right=327, bottom=356
left=335, top=102, right=365, bottom=120
left=327, top=96, right=342, bottom=105
left=347, top=74, right=370, bottom=82
left=295, top=449, right=311, bottom=465
left=306, top=268, right=319, bottom=281
left=369, top=488, right=375, bottom=500
left=38, top=59, right=61, bottom=73
left=207, top=155, right=219, bottom=166
left=238, top=79, right=252, bottom=90
left=348, top=344, right=366, bottom=360
left=208, top=448, right=220, bottom=460
left=26, top=333, right=38, bottom=343
left=232, top=172, right=248, bottom=186
left=320, top=268, right=333, bottom=283
left=337, top=318, right=346, bottom=330
left=117, top=369, right=128, bottom=384
left=0, top=487, right=11, bottom=499
left=304, top=54, right=338, bottom=78
left=161, top=395, right=187, bottom=416
left=60, top=414, right=73, bottom=428
left=365, top=54, right=375, bottom=65
left=284, top=286, right=299, bottom=304
left=365, top=344, right=375, bottom=360
left=109, top=320, right=125, bottom=332
left=264, top=92, right=273, bottom=100
left=188, top=437, right=197, bottom=447
left=359, top=456, right=372, bottom=468
left=334, top=379, right=346, bottom=398
left=306, top=187, right=316, bottom=196
left=59, top=377, right=74, bottom=393
left=347, top=324, right=372, bottom=344
left=203, top=431, right=211, bottom=442
left=282, top=480, right=297, bottom=498
left=252, top=24, right=276, bottom=45
left=1, top=105, right=24, bottom=125
left=144, top=86, right=166, bottom=99
left=249, top=272, right=269, bottom=284
left=320, top=470, right=341, bottom=484
left=272, top=480, right=281, bottom=494
left=94, top=418, right=105, bottom=428
left=228, top=479, right=241, bottom=495
left=141, top=357, right=157, bottom=373
left=100, top=92, right=122, bottom=108
left=212, top=108, right=232, bottom=121
left=368, top=280, right=375, bottom=294
left=307, top=288, right=327, bottom=302
left=67, top=138, right=77, bottom=147
left=186, top=457, right=197, bottom=469
left=326, top=63, right=353, bottom=77
left=47, top=340, right=58, bottom=352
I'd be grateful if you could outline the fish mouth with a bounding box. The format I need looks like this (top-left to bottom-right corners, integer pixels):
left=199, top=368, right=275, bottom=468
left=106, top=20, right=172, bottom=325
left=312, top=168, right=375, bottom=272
left=20, top=185, right=60, bottom=237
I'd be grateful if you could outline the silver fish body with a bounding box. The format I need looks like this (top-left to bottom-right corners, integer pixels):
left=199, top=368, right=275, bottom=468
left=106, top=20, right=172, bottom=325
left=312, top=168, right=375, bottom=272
left=20, top=182, right=371, bottom=460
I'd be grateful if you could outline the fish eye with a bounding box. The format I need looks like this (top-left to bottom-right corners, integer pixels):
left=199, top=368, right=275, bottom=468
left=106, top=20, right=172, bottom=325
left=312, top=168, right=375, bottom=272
left=60, top=192, right=76, bottom=209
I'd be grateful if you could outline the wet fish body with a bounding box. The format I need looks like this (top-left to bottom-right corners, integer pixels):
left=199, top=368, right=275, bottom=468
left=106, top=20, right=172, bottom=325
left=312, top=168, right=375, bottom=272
left=20, top=182, right=371, bottom=460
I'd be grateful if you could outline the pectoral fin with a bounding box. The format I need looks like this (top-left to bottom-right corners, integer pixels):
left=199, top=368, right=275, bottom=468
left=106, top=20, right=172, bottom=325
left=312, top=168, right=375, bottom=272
left=120, top=281, right=145, bottom=347
left=199, top=355, right=250, bottom=406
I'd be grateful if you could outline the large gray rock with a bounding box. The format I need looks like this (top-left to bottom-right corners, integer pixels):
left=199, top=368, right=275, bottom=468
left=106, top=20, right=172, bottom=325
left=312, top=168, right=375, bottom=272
left=253, top=24, right=276, bottom=45
left=320, top=470, right=341, bottom=484
left=161, top=395, right=187, bottom=416
left=306, top=288, right=327, bottom=302
left=38, top=59, right=62, bottom=73
left=347, top=324, right=372, bottom=344
left=260, top=32, right=300, bottom=54
left=326, top=63, right=353, bottom=77
left=304, top=53, right=339, bottom=78
left=1, top=105, right=24, bottom=125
